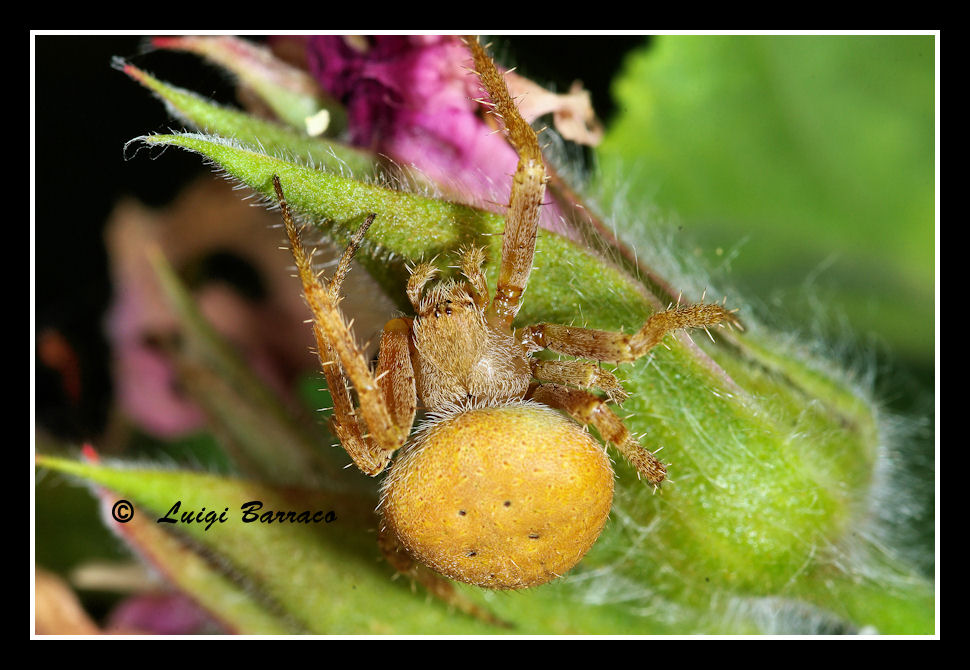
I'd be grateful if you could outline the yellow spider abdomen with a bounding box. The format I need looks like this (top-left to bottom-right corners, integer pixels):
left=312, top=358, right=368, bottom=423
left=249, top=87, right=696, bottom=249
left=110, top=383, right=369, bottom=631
left=380, top=402, right=614, bottom=590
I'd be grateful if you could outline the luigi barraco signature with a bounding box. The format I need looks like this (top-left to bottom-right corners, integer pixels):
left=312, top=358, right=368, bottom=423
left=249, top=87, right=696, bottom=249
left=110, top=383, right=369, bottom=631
left=156, top=501, right=337, bottom=532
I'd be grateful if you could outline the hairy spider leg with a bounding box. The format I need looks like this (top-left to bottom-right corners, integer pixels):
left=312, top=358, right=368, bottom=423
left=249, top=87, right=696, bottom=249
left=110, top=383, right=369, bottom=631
left=529, top=359, right=629, bottom=404
left=463, top=36, right=547, bottom=330
left=273, top=175, right=416, bottom=475
left=522, top=302, right=740, bottom=364
left=521, top=303, right=739, bottom=486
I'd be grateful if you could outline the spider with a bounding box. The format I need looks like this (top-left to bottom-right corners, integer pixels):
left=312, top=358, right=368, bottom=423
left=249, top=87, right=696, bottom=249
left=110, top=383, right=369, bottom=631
left=272, top=37, right=736, bottom=609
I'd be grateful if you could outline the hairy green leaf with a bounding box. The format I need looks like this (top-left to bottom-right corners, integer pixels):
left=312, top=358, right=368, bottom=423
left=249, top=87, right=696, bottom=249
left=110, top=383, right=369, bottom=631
left=149, top=36, right=347, bottom=135
left=119, top=61, right=377, bottom=177
left=36, top=456, right=501, bottom=633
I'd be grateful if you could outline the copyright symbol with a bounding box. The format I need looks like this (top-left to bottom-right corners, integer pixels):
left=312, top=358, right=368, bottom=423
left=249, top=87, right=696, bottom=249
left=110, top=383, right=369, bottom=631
left=111, top=499, right=134, bottom=523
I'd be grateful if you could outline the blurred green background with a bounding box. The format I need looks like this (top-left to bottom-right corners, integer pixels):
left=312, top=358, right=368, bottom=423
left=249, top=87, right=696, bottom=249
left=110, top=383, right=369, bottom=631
left=596, top=36, right=934, bottom=368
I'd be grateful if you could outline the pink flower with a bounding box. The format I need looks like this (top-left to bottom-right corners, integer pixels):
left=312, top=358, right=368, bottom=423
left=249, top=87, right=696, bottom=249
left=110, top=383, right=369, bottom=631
left=306, top=36, right=573, bottom=229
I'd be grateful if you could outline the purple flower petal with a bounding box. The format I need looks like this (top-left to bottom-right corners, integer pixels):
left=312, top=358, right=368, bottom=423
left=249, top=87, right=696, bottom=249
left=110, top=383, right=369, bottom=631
left=306, top=36, right=566, bottom=230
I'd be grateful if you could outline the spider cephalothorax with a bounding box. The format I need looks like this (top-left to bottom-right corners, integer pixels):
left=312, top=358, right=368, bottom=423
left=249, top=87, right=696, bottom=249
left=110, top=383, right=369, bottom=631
left=408, top=256, right=532, bottom=409
left=272, top=37, right=737, bottom=609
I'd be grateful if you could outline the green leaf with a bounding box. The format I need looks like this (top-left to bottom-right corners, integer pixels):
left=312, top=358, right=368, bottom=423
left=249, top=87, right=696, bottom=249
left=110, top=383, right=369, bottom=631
left=119, top=61, right=378, bottom=178
left=149, top=36, right=348, bottom=135
left=136, top=132, right=655, bottom=325
left=35, top=456, right=500, bottom=634
left=597, top=35, right=935, bottom=363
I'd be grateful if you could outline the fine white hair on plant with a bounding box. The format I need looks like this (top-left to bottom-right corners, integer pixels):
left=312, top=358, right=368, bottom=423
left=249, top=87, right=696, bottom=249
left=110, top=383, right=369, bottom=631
left=544, top=142, right=932, bottom=631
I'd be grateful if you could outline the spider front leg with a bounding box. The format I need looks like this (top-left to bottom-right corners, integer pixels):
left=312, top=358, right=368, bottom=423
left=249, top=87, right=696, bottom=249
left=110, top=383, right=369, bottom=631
left=464, top=36, right=546, bottom=328
left=320, top=318, right=416, bottom=475
left=273, top=176, right=416, bottom=476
